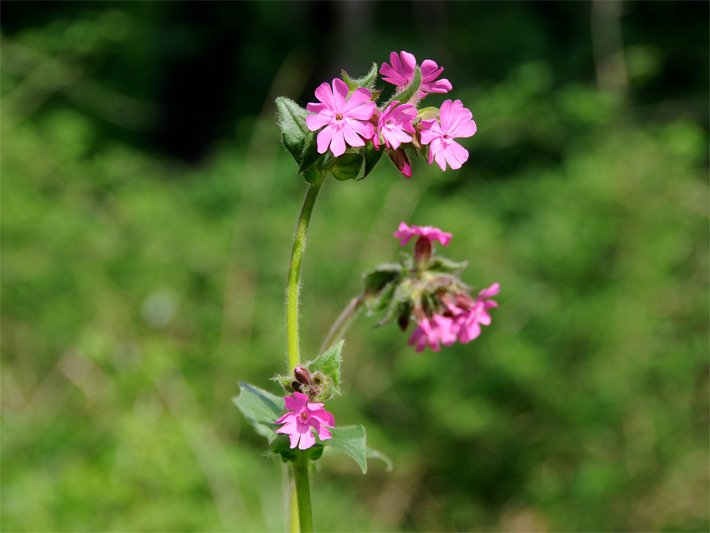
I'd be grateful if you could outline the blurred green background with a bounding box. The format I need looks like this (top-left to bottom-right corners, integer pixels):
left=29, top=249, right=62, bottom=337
left=2, top=1, right=708, bottom=531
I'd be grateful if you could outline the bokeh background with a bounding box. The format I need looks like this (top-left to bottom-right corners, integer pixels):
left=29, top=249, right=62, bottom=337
left=2, top=1, right=708, bottom=531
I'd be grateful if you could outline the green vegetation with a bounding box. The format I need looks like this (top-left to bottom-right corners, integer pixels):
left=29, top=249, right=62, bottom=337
left=2, top=3, right=707, bottom=531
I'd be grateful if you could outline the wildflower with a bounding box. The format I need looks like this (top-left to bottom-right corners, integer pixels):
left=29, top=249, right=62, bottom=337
left=375, top=101, right=417, bottom=150
left=379, top=51, right=452, bottom=100
left=275, top=392, right=335, bottom=450
left=420, top=99, right=477, bottom=171
left=408, top=314, right=457, bottom=352
left=306, top=78, right=376, bottom=157
left=393, top=222, right=452, bottom=247
left=451, top=283, right=500, bottom=343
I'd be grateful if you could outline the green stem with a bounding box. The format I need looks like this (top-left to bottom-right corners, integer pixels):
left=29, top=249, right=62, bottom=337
left=319, top=295, right=364, bottom=353
left=292, top=453, right=313, bottom=532
left=285, top=181, right=322, bottom=532
left=286, top=182, right=322, bottom=371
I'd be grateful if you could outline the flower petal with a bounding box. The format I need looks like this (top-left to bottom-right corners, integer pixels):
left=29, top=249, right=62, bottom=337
left=316, top=126, right=334, bottom=154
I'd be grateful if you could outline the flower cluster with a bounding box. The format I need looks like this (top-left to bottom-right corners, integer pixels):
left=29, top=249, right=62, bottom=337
left=305, top=50, right=477, bottom=177
left=362, top=222, right=499, bottom=353
left=409, top=282, right=500, bottom=352
left=276, top=391, right=335, bottom=450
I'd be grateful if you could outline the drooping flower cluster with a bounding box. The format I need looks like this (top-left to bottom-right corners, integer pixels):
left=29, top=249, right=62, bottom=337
left=409, top=282, right=500, bottom=352
left=304, top=50, right=477, bottom=177
left=396, top=224, right=499, bottom=352
left=361, top=222, right=499, bottom=353
left=276, top=391, right=335, bottom=450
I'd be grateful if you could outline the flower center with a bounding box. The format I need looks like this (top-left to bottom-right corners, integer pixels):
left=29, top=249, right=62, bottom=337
left=335, top=113, right=344, bottom=121
left=300, top=411, right=309, bottom=421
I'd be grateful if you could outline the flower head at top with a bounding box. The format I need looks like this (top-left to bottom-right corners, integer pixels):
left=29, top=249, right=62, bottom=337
left=379, top=51, right=453, bottom=100
left=393, top=222, right=452, bottom=247
left=275, top=391, right=335, bottom=450
left=306, top=78, right=376, bottom=157
left=420, top=99, right=477, bottom=171
left=375, top=101, right=417, bottom=151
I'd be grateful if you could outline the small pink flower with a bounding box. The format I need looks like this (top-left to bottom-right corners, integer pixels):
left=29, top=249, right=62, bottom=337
left=408, top=314, right=457, bottom=352
left=454, top=283, right=500, bottom=343
left=420, top=99, right=477, bottom=171
left=275, top=391, right=335, bottom=450
left=306, top=78, right=376, bottom=157
left=379, top=51, right=453, bottom=100
left=375, top=101, right=416, bottom=150
left=393, top=222, right=452, bottom=247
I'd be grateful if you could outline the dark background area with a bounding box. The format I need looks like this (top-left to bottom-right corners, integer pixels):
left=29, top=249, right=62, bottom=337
left=2, top=1, right=708, bottom=531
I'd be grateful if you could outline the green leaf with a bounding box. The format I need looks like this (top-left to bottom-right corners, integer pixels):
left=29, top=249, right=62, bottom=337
left=385, top=66, right=422, bottom=107
left=232, top=381, right=283, bottom=442
left=362, top=263, right=402, bottom=295
left=366, top=447, right=393, bottom=472
left=302, top=164, right=325, bottom=185
left=331, top=152, right=363, bottom=181
left=305, top=340, right=343, bottom=397
left=361, top=143, right=384, bottom=180
left=328, top=425, right=368, bottom=474
left=275, top=97, right=308, bottom=164
left=341, top=62, right=379, bottom=91
left=298, top=131, right=322, bottom=175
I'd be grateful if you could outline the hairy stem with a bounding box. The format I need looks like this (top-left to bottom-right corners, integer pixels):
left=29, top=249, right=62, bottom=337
left=292, top=453, right=313, bottom=532
left=319, top=295, right=365, bottom=353
left=285, top=181, right=322, bottom=532
left=286, top=182, right=322, bottom=371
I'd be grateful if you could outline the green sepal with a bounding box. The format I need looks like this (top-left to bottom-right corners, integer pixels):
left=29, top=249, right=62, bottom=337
left=270, top=435, right=324, bottom=463
left=275, top=97, right=308, bottom=165
left=271, top=373, right=295, bottom=393
left=361, top=143, right=384, bottom=180
left=428, top=256, right=469, bottom=275
left=384, top=66, right=422, bottom=107
left=232, top=381, right=283, bottom=442
left=328, top=425, right=368, bottom=474
left=341, top=62, right=379, bottom=91
left=331, top=152, right=363, bottom=181
left=417, top=106, right=439, bottom=121
left=304, top=340, right=343, bottom=399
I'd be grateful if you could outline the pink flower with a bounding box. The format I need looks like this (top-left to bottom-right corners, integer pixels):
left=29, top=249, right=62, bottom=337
left=379, top=51, right=453, bottom=100
left=393, top=222, right=452, bottom=247
left=275, top=391, right=335, bottom=450
left=420, top=99, right=477, bottom=171
left=408, top=314, right=457, bottom=352
left=375, top=101, right=416, bottom=150
left=454, top=283, right=500, bottom=343
left=306, top=78, right=376, bottom=157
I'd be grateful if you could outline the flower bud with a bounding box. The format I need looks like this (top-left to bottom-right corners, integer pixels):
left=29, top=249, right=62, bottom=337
left=294, top=366, right=311, bottom=385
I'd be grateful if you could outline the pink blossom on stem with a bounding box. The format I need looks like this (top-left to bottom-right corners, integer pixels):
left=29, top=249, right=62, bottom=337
left=393, top=222, right=452, bottom=247
left=420, top=99, right=477, bottom=171
left=306, top=78, right=376, bottom=157
left=275, top=391, right=335, bottom=450
left=379, top=51, right=453, bottom=99
left=375, top=101, right=416, bottom=150
left=454, top=283, right=500, bottom=343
